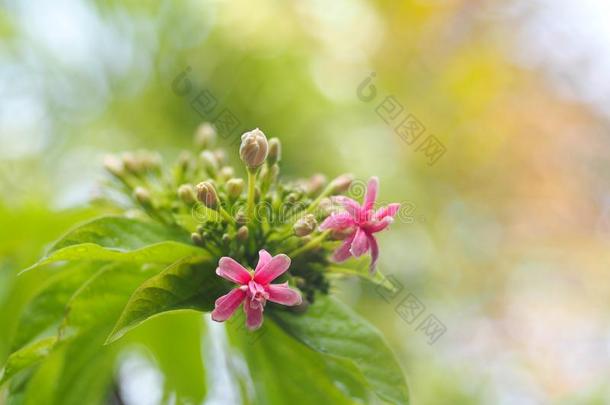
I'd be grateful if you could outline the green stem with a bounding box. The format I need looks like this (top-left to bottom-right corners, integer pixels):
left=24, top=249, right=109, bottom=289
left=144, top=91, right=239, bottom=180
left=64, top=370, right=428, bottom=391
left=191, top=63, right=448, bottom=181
left=247, top=169, right=257, bottom=222
left=288, top=230, right=331, bottom=259
left=305, top=183, right=334, bottom=214
left=218, top=207, right=235, bottom=224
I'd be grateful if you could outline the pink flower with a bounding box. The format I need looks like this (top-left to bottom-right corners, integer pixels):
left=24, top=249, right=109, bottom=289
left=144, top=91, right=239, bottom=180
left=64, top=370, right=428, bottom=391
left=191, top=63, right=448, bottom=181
left=320, top=177, right=400, bottom=272
left=211, top=250, right=302, bottom=330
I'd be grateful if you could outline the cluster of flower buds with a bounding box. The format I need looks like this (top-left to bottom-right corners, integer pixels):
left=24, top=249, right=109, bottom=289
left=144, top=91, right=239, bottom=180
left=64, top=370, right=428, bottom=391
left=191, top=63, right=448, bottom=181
left=103, top=123, right=400, bottom=330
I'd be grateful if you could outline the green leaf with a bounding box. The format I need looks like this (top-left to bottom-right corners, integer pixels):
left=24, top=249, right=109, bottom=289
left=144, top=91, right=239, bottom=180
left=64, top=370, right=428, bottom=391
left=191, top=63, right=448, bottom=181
left=324, top=256, right=399, bottom=294
left=272, top=295, right=410, bottom=405
left=228, top=320, right=362, bottom=405
left=125, top=311, right=207, bottom=404
left=10, top=262, right=164, bottom=403
left=49, top=216, right=192, bottom=251
left=21, top=216, right=208, bottom=274
left=62, top=262, right=164, bottom=335
left=106, top=257, right=222, bottom=344
left=0, top=337, right=57, bottom=386
left=11, top=263, right=94, bottom=351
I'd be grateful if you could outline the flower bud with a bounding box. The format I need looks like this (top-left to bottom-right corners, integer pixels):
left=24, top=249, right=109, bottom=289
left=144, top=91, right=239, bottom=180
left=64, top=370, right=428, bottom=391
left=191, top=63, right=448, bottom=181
left=307, top=174, right=327, bottom=196
left=196, top=181, right=219, bottom=209
left=219, top=166, right=235, bottom=181
left=214, top=149, right=227, bottom=166
left=200, top=150, right=219, bottom=176
left=286, top=192, right=299, bottom=204
left=140, top=151, right=162, bottom=171
left=178, top=151, right=192, bottom=171
left=318, top=197, right=337, bottom=216
left=236, top=226, right=249, bottom=241
left=268, top=137, right=281, bottom=165
left=194, top=123, right=216, bottom=149
left=293, top=214, right=317, bottom=237
left=177, top=184, right=196, bottom=204
left=122, top=152, right=142, bottom=174
left=235, top=209, right=247, bottom=225
left=191, top=232, right=203, bottom=246
left=239, top=128, right=268, bottom=169
left=226, top=178, right=244, bottom=199
left=133, top=187, right=152, bottom=206
left=330, top=174, right=354, bottom=194
left=103, top=155, right=125, bottom=177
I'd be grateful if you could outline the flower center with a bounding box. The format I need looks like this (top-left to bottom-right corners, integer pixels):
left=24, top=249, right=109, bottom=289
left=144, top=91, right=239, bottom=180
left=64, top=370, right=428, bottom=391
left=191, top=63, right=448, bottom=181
left=248, top=280, right=269, bottom=306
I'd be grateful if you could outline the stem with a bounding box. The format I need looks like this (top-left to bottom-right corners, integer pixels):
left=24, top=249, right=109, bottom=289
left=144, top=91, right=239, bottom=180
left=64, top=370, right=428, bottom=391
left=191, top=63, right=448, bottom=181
left=247, top=168, right=257, bottom=222
left=305, top=183, right=334, bottom=214
left=218, top=207, right=235, bottom=224
left=286, top=182, right=334, bottom=224
left=288, top=230, right=331, bottom=259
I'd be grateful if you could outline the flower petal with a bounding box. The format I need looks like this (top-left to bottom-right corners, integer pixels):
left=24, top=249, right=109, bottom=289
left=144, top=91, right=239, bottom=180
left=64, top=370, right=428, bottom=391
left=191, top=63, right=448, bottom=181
left=267, top=282, right=302, bottom=306
left=211, top=288, right=246, bottom=322
left=368, top=234, right=379, bottom=273
left=350, top=228, right=369, bottom=257
left=216, top=257, right=251, bottom=285
left=254, top=249, right=272, bottom=273
left=254, top=254, right=291, bottom=284
left=319, top=213, right=355, bottom=231
left=363, top=177, right=379, bottom=210
left=332, top=231, right=356, bottom=262
left=244, top=300, right=264, bottom=330
left=332, top=196, right=363, bottom=220
left=375, top=203, right=400, bottom=220
left=365, top=217, right=394, bottom=233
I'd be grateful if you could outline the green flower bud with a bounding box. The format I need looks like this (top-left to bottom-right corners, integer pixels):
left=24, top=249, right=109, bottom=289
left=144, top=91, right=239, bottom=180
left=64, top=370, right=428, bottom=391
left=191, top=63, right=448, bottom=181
left=286, top=192, right=299, bottom=204
left=133, top=186, right=152, bottom=206
left=226, top=178, right=244, bottom=199
left=103, top=155, right=125, bottom=178
left=307, top=174, right=327, bottom=195
left=293, top=214, right=317, bottom=237
left=235, top=209, right=247, bottom=225
left=196, top=181, right=219, bottom=209
left=199, top=150, right=218, bottom=176
left=330, top=174, right=354, bottom=194
left=214, top=149, right=227, bottom=166
left=178, top=151, right=193, bottom=171
left=240, top=128, right=268, bottom=169
left=191, top=232, right=203, bottom=246
left=140, top=151, right=162, bottom=171
left=177, top=184, right=196, bottom=204
left=122, top=152, right=142, bottom=173
left=268, top=137, right=281, bottom=165
left=194, top=123, right=216, bottom=149
left=236, top=226, right=249, bottom=241
left=219, top=166, right=235, bottom=181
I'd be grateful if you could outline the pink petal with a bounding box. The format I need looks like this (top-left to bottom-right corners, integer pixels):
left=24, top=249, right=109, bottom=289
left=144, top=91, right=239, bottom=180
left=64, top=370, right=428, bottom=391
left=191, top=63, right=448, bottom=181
left=254, top=249, right=272, bottom=273
left=267, top=282, right=302, bottom=306
left=216, top=257, right=251, bottom=285
left=333, top=231, right=356, bottom=262
left=254, top=254, right=291, bottom=284
left=375, top=203, right=400, bottom=220
left=332, top=196, right=364, bottom=220
left=319, top=213, right=355, bottom=231
left=350, top=228, right=369, bottom=257
left=211, top=288, right=246, bottom=322
left=244, top=300, right=264, bottom=330
left=365, top=217, right=394, bottom=233
left=363, top=177, right=379, bottom=210
left=368, top=234, right=379, bottom=273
